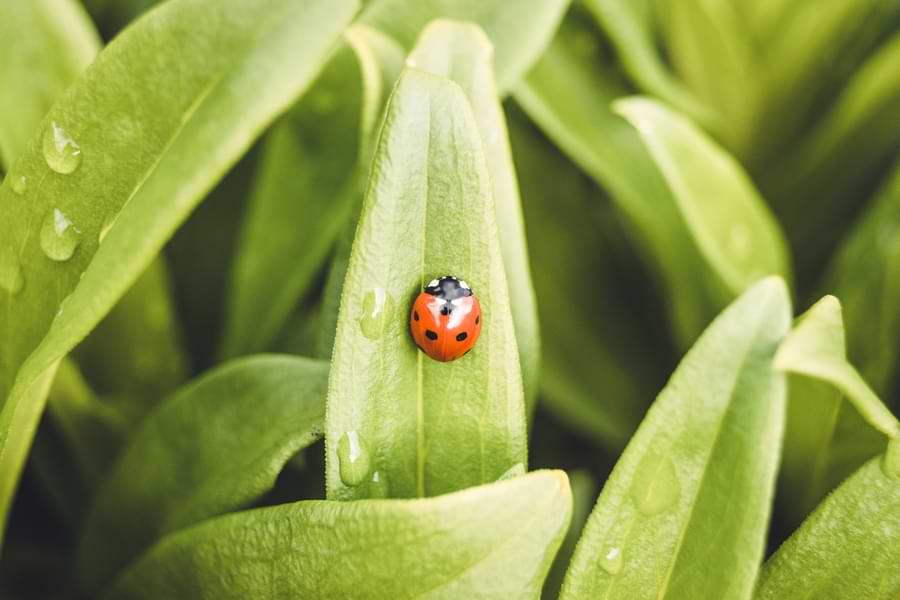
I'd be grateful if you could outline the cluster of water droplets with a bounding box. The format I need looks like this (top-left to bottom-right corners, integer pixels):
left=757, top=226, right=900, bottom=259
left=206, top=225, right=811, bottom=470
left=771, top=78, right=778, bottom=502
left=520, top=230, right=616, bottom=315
left=1, top=121, right=90, bottom=298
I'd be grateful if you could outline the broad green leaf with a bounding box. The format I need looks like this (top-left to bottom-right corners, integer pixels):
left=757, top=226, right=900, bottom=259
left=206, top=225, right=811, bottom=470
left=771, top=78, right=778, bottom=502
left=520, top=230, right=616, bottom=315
left=221, top=44, right=367, bottom=358
left=582, top=0, right=713, bottom=130
left=408, top=20, right=541, bottom=417
left=0, top=0, right=358, bottom=546
left=775, top=296, right=897, bottom=517
left=0, top=0, right=99, bottom=168
left=515, top=14, right=725, bottom=345
left=561, top=277, right=791, bottom=600
left=823, top=158, right=900, bottom=395
left=110, top=470, right=572, bottom=600
left=775, top=296, right=900, bottom=438
left=325, top=69, right=526, bottom=500
left=313, top=27, right=407, bottom=359
left=72, top=258, right=189, bottom=426
left=757, top=458, right=900, bottom=599
left=78, top=355, right=329, bottom=591
left=361, top=0, right=570, bottom=93
left=508, top=106, right=667, bottom=447
left=614, top=97, right=791, bottom=296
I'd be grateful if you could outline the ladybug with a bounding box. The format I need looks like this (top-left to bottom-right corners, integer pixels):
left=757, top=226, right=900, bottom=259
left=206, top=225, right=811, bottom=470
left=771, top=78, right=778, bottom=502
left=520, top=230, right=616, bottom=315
left=410, top=275, right=482, bottom=362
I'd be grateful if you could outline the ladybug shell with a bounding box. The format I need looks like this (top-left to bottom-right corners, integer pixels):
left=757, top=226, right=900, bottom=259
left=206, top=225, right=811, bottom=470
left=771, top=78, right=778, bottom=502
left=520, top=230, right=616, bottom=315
left=410, top=287, right=482, bottom=362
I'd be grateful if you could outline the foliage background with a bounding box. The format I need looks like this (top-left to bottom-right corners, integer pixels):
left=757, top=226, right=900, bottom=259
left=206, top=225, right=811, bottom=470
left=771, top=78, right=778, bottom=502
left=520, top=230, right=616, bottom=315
left=1, top=0, right=900, bottom=598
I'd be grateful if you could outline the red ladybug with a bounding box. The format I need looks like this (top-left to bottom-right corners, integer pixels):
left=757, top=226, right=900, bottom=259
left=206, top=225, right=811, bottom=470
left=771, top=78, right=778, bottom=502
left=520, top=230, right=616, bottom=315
left=410, top=275, right=482, bottom=362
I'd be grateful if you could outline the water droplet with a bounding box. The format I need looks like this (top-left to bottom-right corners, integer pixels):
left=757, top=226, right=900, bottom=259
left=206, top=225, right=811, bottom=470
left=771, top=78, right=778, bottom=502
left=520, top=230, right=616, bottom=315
left=43, top=121, right=82, bottom=174
left=9, top=174, right=27, bottom=195
left=630, top=453, right=680, bottom=516
left=369, top=470, right=390, bottom=498
left=358, top=287, right=394, bottom=340
left=600, top=546, right=623, bottom=575
left=0, top=251, right=24, bottom=295
left=40, top=208, right=81, bottom=261
left=882, top=438, right=900, bottom=480
left=337, top=430, right=371, bottom=487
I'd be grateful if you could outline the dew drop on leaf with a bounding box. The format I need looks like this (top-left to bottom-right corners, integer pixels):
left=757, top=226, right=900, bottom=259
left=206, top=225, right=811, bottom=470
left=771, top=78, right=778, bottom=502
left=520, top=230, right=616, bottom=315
left=600, top=546, right=623, bottom=575
left=42, top=121, right=82, bottom=174
left=358, top=287, right=394, bottom=340
left=629, top=453, right=680, bottom=516
left=40, top=208, right=81, bottom=262
left=0, top=250, right=24, bottom=295
left=368, top=470, right=390, bottom=498
left=882, top=438, right=900, bottom=480
left=337, top=430, right=371, bottom=487
left=9, top=174, right=27, bottom=195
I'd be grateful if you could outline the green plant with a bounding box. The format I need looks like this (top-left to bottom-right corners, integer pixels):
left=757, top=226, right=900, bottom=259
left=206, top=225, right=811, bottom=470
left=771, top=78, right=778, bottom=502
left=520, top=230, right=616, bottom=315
left=2, top=0, right=900, bottom=598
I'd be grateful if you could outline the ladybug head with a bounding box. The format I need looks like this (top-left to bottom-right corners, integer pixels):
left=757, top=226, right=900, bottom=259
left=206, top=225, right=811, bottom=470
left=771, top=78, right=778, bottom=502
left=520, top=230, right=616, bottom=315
left=425, top=275, right=473, bottom=301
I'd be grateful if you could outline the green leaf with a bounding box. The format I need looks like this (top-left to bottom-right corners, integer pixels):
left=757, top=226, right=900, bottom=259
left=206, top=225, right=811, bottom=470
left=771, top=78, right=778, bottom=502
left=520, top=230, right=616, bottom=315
left=823, top=158, right=900, bottom=395
left=613, top=97, right=791, bottom=296
left=407, top=20, right=541, bottom=417
left=313, top=26, right=407, bottom=359
left=515, top=14, right=726, bottom=345
left=325, top=69, right=526, bottom=500
left=775, top=296, right=897, bottom=517
left=0, top=0, right=358, bottom=547
left=110, top=470, right=572, bottom=600
left=77, top=355, right=329, bottom=591
left=582, top=0, right=713, bottom=129
left=360, top=0, right=570, bottom=93
left=775, top=296, right=900, bottom=438
left=561, top=277, right=791, bottom=599
left=0, top=0, right=99, bottom=168
left=221, top=43, right=367, bottom=359
left=757, top=458, right=900, bottom=599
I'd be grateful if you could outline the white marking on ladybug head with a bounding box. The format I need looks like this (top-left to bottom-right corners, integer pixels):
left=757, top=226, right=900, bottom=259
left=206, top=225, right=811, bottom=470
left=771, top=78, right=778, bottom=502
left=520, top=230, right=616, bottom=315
left=451, top=298, right=465, bottom=307
left=459, top=280, right=470, bottom=290
left=427, top=278, right=439, bottom=288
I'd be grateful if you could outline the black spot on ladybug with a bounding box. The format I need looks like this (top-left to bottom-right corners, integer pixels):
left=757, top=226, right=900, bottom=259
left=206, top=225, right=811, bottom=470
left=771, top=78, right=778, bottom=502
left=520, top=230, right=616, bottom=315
left=425, top=330, right=438, bottom=341
left=440, top=305, right=450, bottom=316
left=475, top=315, right=480, bottom=325
left=413, top=310, right=419, bottom=321
left=456, top=332, right=468, bottom=342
